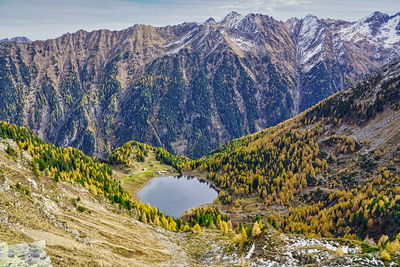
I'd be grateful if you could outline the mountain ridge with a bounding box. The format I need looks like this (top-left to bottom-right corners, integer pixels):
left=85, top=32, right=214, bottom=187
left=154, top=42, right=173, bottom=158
left=0, top=11, right=399, bottom=158
left=0, top=37, right=31, bottom=43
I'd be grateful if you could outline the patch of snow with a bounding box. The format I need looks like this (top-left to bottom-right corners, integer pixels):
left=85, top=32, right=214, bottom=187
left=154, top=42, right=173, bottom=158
left=296, top=11, right=399, bottom=72
left=332, top=34, right=347, bottom=65
left=299, top=15, right=320, bottom=41
left=297, top=15, right=325, bottom=72
left=204, top=33, right=224, bottom=57
left=252, top=235, right=387, bottom=266
left=299, top=42, right=323, bottom=70
left=194, top=25, right=212, bottom=48
left=379, top=15, right=400, bottom=47
left=245, top=243, right=255, bottom=259
left=229, top=34, right=256, bottom=51
left=0, top=36, right=32, bottom=43
left=339, top=19, right=372, bottom=43
left=164, top=27, right=200, bottom=54
left=338, top=12, right=400, bottom=49
left=287, top=236, right=359, bottom=254
left=221, top=11, right=245, bottom=28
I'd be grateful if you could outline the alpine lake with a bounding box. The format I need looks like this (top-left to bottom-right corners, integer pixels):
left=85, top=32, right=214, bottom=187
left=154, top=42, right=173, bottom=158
left=137, top=175, right=218, bottom=218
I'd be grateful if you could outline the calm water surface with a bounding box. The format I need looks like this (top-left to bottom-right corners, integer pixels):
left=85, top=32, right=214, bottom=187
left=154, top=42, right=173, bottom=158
left=137, top=175, right=218, bottom=218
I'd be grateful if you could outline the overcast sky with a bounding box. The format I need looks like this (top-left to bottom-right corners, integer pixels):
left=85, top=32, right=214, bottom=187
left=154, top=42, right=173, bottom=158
left=0, top=0, right=398, bottom=40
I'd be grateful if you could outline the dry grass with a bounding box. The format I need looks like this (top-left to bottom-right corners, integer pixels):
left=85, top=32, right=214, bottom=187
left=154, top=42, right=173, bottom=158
left=0, top=145, right=238, bottom=266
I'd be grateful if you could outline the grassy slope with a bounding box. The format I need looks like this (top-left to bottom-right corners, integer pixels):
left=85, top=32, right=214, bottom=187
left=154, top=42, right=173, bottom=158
left=0, top=139, right=237, bottom=266
left=112, top=150, right=179, bottom=198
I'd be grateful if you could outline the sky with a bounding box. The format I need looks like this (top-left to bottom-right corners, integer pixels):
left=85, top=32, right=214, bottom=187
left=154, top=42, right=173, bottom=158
left=0, top=0, right=399, bottom=40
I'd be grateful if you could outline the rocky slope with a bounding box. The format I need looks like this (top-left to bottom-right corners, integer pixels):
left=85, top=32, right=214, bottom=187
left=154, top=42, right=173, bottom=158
left=0, top=11, right=399, bottom=158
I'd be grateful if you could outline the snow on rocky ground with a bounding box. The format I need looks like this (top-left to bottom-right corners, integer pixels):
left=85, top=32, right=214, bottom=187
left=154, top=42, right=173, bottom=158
left=161, top=10, right=399, bottom=74
left=249, top=235, right=389, bottom=266
left=295, top=11, right=400, bottom=73
left=339, top=12, right=400, bottom=47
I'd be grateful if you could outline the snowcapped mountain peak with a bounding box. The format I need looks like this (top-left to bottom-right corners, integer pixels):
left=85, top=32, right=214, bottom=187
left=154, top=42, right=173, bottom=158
left=300, top=14, right=320, bottom=38
left=205, top=17, right=216, bottom=24
left=360, top=11, right=391, bottom=35
left=297, top=14, right=325, bottom=72
left=145, top=11, right=400, bottom=73
left=0, top=36, right=31, bottom=43
left=301, top=14, right=320, bottom=34
left=241, top=13, right=270, bottom=26
left=363, top=11, right=390, bottom=23
left=304, top=14, right=318, bottom=20
left=221, top=11, right=244, bottom=28
left=225, top=11, right=242, bottom=18
left=379, top=14, right=400, bottom=47
left=286, top=17, right=301, bottom=31
left=337, top=11, right=400, bottom=49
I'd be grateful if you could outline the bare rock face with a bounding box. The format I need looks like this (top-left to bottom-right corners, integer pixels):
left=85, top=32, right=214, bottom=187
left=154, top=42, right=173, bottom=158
left=0, top=241, right=52, bottom=266
left=0, top=11, right=399, bottom=158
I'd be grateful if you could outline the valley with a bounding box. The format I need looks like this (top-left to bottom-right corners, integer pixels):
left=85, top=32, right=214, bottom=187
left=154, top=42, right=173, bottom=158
left=0, top=6, right=399, bottom=266
left=0, top=125, right=395, bottom=266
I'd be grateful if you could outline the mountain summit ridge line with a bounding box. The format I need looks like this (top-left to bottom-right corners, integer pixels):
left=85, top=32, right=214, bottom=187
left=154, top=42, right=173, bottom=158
left=0, top=11, right=399, bottom=158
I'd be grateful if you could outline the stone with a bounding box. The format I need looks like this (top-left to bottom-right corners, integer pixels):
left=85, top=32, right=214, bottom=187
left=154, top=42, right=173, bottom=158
left=0, top=240, right=52, bottom=266
left=0, top=176, right=10, bottom=193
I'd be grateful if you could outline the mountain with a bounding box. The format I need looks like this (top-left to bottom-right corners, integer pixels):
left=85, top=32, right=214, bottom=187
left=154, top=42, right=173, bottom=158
left=0, top=11, right=399, bottom=158
left=1, top=60, right=399, bottom=265
left=0, top=37, right=31, bottom=43
left=197, top=58, right=400, bottom=241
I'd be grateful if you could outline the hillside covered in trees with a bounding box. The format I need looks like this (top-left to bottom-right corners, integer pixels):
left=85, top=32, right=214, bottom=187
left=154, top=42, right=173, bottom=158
left=0, top=120, right=229, bottom=234
left=107, top=59, right=400, bottom=246
left=194, top=58, right=400, bottom=243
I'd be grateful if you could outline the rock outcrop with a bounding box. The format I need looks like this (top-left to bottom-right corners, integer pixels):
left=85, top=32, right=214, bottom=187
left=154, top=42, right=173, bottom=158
left=0, top=241, right=52, bottom=266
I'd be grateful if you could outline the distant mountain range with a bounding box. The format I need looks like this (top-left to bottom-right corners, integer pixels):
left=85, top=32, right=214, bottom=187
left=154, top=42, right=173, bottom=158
left=0, top=37, right=31, bottom=43
left=0, top=11, right=399, bottom=158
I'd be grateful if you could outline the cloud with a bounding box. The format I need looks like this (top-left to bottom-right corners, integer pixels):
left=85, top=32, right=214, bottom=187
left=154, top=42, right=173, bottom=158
left=216, top=0, right=314, bottom=12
